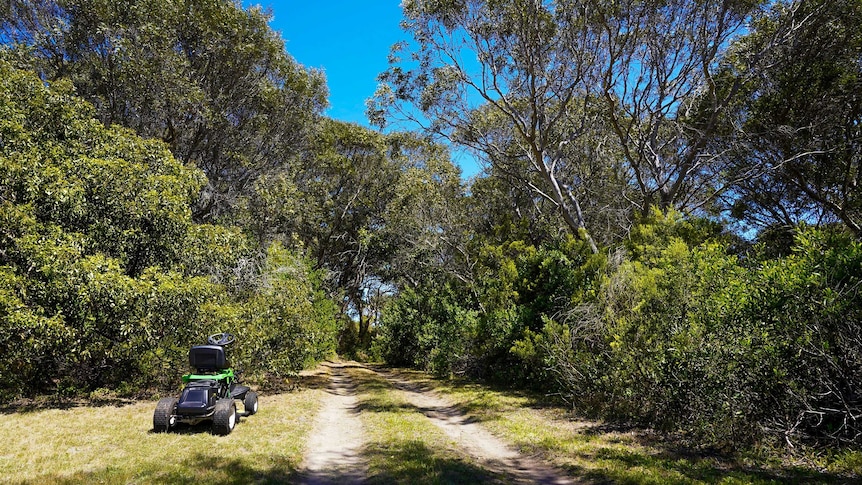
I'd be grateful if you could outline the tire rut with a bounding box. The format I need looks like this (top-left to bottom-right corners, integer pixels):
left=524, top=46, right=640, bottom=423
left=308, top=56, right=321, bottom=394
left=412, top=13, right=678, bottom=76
left=298, top=362, right=368, bottom=485
left=299, top=362, right=577, bottom=484
left=374, top=368, right=578, bottom=485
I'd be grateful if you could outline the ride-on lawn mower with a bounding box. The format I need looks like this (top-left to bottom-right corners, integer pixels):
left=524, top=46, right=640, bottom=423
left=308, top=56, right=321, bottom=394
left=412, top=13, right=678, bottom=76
left=153, top=333, right=258, bottom=435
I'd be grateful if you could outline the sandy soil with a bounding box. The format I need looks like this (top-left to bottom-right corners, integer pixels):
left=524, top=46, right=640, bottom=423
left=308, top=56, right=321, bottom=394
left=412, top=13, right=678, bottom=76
left=297, top=362, right=368, bottom=485
left=298, top=361, right=576, bottom=485
left=377, top=368, right=578, bottom=485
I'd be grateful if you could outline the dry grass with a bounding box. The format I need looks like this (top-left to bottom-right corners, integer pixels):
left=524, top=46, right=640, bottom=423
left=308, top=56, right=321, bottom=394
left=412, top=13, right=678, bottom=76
left=343, top=365, right=505, bottom=484
left=387, top=368, right=859, bottom=485
left=3, top=365, right=858, bottom=484
left=0, top=389, right=323, bottom=484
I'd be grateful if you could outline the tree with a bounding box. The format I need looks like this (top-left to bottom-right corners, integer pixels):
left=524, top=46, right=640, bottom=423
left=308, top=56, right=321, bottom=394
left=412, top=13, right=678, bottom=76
left=717, top=0, right=862, bottom=236
left=0, top=59, right=212, bottom=392
left=371, top=0, right=602, bottom=252
left=290, top=122, right=470, bottom=347
left=376, top=132, right=471, bottom=289
left=1, top=0, right=327, bottom=222
left=0, top=61, right=338, bottom=395
left=370, top=0, right=785, bottom=251
left=291, top=120, right=397, bottom=341
left=591, top=0, right=759, bottom=213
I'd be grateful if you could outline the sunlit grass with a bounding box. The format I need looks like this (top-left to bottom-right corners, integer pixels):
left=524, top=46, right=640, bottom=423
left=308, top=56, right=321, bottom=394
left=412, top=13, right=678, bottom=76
left=3, top=365, right=857, bottom=484
left=0, top=389, right=323, bottom=484
left=389, top=368, right=858, bottom=485
left=343, top=366, right=505, bottom=484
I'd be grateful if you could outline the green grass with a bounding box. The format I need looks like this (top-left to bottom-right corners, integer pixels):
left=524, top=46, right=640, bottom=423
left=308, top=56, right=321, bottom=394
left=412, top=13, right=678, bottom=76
left=343, top=365, right=506, bottom=484
left=2, top=365, right=858, bottom=484
left=385, top=368, right=860, bottom=485
left=0, top=389, right=323, bottom=484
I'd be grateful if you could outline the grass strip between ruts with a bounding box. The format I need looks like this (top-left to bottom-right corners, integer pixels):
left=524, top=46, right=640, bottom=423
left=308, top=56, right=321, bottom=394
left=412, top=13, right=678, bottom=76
left=342, top=364, right=508, bottom=484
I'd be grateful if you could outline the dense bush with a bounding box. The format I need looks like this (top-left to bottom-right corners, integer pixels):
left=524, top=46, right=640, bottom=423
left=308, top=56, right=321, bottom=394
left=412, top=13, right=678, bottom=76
left=376, top=236, right=603, bottom=385
left=559, top=214, right=860, bottom=446
left=377, top=209, right=862, bottom=447
left=0, top=62, right=337, bottom=398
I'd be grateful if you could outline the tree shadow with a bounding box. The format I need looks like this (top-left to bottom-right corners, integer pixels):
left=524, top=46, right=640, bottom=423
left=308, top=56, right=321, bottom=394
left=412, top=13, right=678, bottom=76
left=573, top=444, right=851, bottom=485
left=149, top=420, right=218, bottom=435
left=352, top=396, right=416, bottom=415
left=363, top=439, right=505, bottom=485
left=0, top=396, right=140, bottom=415
left=371, top=365, right=858, bottom=484
left=18, top=452, right=301, bottom=485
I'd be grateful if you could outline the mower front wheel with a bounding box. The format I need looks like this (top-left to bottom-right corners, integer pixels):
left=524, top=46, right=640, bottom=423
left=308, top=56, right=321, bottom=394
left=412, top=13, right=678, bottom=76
left=244, top=391, right=259, bottom=415
left=213, top=398, right=237, bottom=435
left=153, top=397, right=177, bottom=433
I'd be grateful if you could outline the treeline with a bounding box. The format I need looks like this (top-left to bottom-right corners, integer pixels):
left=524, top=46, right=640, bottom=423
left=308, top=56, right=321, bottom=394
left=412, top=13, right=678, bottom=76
left=370, top=0, right=862, bottom=449
left=1, top=0, right=860, bottom=451
left=376, top=213, right=862, bottom=448
left=0, top=0, right=461, bottom=397
left=0, top=60, right=338, bottom=395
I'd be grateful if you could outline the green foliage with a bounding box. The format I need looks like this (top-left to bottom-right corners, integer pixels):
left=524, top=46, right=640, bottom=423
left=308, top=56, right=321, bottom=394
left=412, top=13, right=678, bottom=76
left=375, top=285, right=478, bottom=377
left=231, top=244, right=338, bottom=378
left=377, top=235, right=603, bottom=384
left=378, top=205, right=862, bottom=448
left=0, top=62, right=338, bottom=398
left=717, top=0, right=862, bottom=234
left=566, top=214, right=862, bottom=447
left=2, top=0, right=327, bottom=222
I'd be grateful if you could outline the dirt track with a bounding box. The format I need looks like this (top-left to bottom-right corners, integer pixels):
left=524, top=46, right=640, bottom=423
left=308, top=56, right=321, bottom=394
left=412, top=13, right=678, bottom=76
left=297, top=361, right=575, bottom=485
left=297, top=363, right=368, bottom=485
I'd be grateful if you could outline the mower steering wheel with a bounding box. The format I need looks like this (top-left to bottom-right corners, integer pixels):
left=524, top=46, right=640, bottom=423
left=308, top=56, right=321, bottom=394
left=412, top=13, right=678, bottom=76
left=207, top=332, right=235, bottom=346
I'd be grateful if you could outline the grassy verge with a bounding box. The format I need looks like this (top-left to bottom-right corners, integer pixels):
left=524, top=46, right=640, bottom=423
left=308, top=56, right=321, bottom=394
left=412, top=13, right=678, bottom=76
left=0, top=388, right=323, bottom=484
left=342, top=365, right=506, bottom=484
left=385, top=368, right=860, bottom=485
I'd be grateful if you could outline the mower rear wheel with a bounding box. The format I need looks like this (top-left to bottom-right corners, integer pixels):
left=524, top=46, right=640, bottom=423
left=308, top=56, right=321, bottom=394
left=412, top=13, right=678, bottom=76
left=213, top=398, right=237, bottom=435
left=244, top=391, right=259, bottom=415
left=153, top=397, right=177, bottom=433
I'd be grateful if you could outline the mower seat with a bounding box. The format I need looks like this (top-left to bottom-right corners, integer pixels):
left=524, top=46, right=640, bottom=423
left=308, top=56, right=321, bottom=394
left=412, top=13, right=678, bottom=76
left=189, top=345, right=229, bottom=372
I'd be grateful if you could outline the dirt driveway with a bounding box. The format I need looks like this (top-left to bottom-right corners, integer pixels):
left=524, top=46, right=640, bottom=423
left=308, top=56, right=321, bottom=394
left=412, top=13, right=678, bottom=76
left=297, top=361, right=576, bottom=485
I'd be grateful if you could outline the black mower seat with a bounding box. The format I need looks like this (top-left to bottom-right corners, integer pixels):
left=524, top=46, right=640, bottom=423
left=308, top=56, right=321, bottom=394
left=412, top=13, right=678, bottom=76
left=189, top=345, right=229, bottom=372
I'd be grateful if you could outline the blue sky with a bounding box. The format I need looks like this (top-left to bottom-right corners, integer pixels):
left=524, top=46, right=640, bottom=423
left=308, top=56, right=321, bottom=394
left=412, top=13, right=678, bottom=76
left=247, top=1, right=482, bottom=178
left=257, top=2, right=404, bottom=125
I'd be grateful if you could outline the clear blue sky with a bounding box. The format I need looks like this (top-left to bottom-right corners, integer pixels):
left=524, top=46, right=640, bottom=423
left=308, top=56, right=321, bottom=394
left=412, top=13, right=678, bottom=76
left=247, top=1, right=482, bottom=178
left=254, top=1, right=403, bottom=126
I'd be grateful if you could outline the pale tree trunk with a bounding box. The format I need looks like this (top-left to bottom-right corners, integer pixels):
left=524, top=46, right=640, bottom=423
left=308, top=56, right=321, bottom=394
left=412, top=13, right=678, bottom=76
left=531, top=147, right=599, bottom=254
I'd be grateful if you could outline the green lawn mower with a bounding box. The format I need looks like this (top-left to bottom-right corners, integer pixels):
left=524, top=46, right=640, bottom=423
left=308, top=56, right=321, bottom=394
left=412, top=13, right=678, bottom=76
left=152, top=333, right=258, bottom=435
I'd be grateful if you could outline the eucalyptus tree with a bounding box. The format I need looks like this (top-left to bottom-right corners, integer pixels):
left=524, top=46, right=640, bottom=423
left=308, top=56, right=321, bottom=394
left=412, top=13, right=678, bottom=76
left=378, top=132, right=471, bottom=288
left=371, top=0, right=826, bottom=246
left=292, top=122, right=469, bottom=345
left=370, top=0, right=603, bottom=252
left=589, top=0, right=763, bottom=214
left=295, top=120, right=396, bottom=320
left=1, top=0, right=327, bottom=222
left=717, top=0, right=862, bottom=235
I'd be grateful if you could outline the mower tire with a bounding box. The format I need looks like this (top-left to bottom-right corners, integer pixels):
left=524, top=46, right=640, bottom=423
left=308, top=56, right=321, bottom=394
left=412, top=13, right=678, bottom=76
left=213, top=398, right=237, bottom=435
left=244, top=391, right=259, bottom=415
left=153, top=397, right=177, bottom=433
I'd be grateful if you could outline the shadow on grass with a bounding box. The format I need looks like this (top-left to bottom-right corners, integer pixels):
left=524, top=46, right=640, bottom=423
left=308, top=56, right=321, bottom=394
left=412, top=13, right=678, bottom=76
left=293, top=360, right=372, bottom=393
left=20, top=453, right=301, bottom=485
left=374, top=366, right=857, bottom=485
left=0, top=396, right=140, bottom=414
left=572, top=445, right=850, bottom=485
left=353, top=395, right=417, bottom=415
left=364, top=439, right=505, bottom=485
left=150, top=420, right=217, bottom=435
